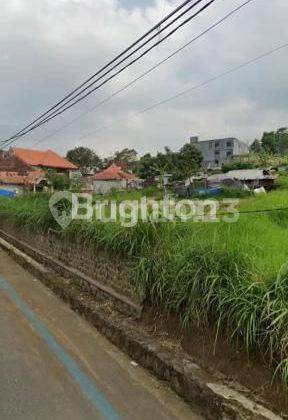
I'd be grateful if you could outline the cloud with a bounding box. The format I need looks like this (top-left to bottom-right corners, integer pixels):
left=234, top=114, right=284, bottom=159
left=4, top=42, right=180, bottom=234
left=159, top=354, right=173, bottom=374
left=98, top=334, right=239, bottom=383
left=0, top=0, right=287, bottom=157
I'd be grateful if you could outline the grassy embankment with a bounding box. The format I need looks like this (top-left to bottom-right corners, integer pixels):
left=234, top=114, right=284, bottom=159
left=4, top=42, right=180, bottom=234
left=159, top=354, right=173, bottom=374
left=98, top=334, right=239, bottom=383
left=1, top=184, right=288, bottom=383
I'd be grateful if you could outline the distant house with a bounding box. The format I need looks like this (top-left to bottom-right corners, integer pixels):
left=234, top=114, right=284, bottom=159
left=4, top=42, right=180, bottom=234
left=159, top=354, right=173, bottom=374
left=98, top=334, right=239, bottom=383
left=190, top=136, right=249, bottom=169
left=0, top=151, right=50, bottom=194
left=0, top=170, right=48, bottom=194
left=92, top=164, right=140, bottom=194
left=0, top=153, right=31, bottom=173
left=0, top=147, right=77, bottom=194
left=10, top=147, right=78, bottom=178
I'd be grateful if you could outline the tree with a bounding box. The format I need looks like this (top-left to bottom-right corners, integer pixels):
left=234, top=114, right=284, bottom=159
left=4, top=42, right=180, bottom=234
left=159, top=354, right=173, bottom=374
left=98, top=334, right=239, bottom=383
left=175, top=143, right=203, bottom=180
left=261, top=131, right=277, bottom=154
left=276, top=127, right=288, bottom=154
left=258, top=128, right=288, bottom=155
left=136, top=144, right=202, bottom=181
left=136, top=153, right=157, bottom=180
left=66, top=147, right=101, bottom=175
left=154, top=151, right=175, bottom=174
left=111, top=148, right=138, bottom=170
left=250, top=139, right=262, bottom=154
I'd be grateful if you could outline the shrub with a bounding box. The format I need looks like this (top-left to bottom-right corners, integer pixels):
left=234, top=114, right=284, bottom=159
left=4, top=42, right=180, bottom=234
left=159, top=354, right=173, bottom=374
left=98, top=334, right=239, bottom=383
left=46, top=169, right=70, bottom=190
left=222, top=161, right=256, bottom=173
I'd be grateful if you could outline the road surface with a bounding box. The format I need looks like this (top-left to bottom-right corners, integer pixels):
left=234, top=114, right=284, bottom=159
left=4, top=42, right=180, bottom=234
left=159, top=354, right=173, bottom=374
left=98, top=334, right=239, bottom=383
left=0, top=249, right=202, bottom=420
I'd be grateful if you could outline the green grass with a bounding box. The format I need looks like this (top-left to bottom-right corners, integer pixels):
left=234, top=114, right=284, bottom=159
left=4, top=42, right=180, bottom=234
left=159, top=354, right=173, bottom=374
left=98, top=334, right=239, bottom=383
left=93, top=186, right=163, bottom=202
left=275, top=173, right=288, bottom=190
left=194, top=187, right=253, bottom=200
left=0, top=193, right=56, bottom=232
left=2, top=189, right=288, bottom=385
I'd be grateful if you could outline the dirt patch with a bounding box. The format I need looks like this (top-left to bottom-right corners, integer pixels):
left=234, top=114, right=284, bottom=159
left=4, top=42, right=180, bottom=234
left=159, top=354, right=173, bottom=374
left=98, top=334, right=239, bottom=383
left=141, top=307, right=288, bottom=417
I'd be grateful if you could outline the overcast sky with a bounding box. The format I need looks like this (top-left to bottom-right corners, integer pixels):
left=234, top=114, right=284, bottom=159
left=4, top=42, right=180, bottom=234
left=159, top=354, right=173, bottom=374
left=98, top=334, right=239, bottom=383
left=0, top=0, right=287, bottom=157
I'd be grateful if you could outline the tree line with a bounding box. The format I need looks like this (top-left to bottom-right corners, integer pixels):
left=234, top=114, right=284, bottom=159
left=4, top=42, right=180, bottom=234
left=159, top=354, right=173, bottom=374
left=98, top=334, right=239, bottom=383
left=66, top=143, right=203, bottom=181
left=250, top=127, right=288, bottom=155
left=66, top=127, right=288, bottom=181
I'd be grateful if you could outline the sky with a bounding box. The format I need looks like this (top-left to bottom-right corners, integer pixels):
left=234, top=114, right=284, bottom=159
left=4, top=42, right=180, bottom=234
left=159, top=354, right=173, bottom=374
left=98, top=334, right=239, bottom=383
left=0, top=0, right=287, bottom=157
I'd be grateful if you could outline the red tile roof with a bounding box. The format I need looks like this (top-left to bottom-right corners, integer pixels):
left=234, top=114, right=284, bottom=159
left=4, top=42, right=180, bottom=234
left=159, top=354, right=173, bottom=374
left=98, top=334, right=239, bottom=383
left=12, top=147, right=77, bottom=170
left=93, top=164, right=138, bottom=181
left=0, top=170, right=46, bottom=186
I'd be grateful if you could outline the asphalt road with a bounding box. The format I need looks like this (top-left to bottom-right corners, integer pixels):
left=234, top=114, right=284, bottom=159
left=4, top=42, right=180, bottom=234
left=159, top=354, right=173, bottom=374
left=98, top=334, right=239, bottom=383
left=0, top=249, right=202, bottom=420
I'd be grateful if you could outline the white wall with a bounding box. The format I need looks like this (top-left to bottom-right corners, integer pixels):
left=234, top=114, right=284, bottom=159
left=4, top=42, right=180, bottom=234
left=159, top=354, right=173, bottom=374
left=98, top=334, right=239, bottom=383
left=93, top=179, right=127, bottom=194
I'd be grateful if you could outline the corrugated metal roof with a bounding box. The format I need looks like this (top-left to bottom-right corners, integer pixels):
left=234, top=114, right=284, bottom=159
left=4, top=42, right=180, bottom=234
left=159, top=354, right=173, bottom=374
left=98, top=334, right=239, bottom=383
left=208, top=169, right=277, bottom=182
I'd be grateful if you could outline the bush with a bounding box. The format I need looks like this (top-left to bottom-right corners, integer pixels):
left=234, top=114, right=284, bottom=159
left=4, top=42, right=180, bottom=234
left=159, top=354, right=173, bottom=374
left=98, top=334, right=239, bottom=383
left=275, top=174, right=288, bottom=190
left=222, top=161, right=256, bottom=173
left=46, top=169, right=70, bottom=190
left=219, top=187, right=252, bottom=198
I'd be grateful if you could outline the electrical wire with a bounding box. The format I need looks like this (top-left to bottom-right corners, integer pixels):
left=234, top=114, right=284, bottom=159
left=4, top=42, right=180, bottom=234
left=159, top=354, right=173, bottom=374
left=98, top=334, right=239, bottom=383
left=6, top=0, right=216, bottom=143
left=2, top=0, right=197, bottom=143
left=218, top=207, right=288, bottom=217
left=74, top=41, right=288, bottom=142
left=2, top=0, right=212, bottom=144
left=30, top=0, right=254, bottom=148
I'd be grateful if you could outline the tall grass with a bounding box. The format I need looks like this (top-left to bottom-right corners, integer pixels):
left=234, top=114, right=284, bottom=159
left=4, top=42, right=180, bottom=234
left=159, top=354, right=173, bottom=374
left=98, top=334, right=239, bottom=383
left=134, top=215, right=288, bottom=383
left=0, top=193, right=56, bottom=232
left=2, top=191, right=288, bottom=384
left=93, top=186, right=163, bottom=203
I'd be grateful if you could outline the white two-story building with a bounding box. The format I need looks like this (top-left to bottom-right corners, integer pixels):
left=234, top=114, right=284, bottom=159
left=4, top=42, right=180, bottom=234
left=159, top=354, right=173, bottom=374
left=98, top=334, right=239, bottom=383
left=190, top=136, right=249, bottom=169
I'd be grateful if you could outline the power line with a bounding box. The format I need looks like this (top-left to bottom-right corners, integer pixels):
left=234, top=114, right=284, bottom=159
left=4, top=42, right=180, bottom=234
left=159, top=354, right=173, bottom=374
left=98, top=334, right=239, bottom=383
left=2, top=0, right=196, bottom=144
left=30, top=0, right=255, bottom=149
left=18, top=1, right=216, bottom=136
left=75, top=41, right=288, bottom=142
left=219, top=207, right=288, bottom=217
left=6, top=0, right=216, bottom=143
left=2, top=0, right=213, bottom=145
left=139, top=43, right=288, bottom=115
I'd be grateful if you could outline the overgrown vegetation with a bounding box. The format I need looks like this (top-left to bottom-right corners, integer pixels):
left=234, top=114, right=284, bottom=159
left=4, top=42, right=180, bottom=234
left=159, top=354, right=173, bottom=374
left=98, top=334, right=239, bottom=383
left=134, top=143, right=203, bottom=181
left=93, top=186, right=163, bottom=202
left=250, top=127, right=288, bottom=155
left=2, top=189, right=288, bottom=385
left=193, top=187, right=253, bottom=200
left=236, top=152, right=288, bottom=169
left=222, top=160, right=256, bottom=173
left=46, top=169, right=71, bottom=190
